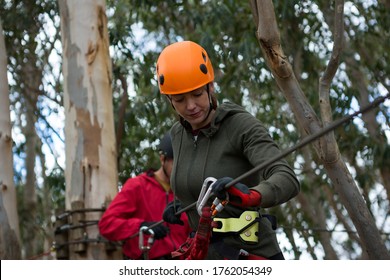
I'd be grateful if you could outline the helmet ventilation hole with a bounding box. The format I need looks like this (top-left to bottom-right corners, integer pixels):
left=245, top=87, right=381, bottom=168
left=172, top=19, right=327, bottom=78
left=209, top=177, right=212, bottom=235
left=159, top=75, right=165, bottom=85
left=200, top=64, right=208, bottom=74
left=202, top=52, right=207, bottom=62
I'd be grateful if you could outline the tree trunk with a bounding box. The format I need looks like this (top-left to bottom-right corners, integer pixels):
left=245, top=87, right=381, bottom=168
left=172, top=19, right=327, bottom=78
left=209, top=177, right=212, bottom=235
left=21, top=79, right=39, bottom=259
left=250, top=0, right=390, bottom=259
left=0, top=19, right=22, bottom=260
left=38, top=140, right=55, bottom=259
left=58, top=0, right=121, bottom=259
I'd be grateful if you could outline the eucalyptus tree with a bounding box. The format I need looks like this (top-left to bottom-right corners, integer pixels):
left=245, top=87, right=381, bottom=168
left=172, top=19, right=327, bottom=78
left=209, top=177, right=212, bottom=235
left=0, top=17, right=21, bottom=260
left=58, top=0, right=121, bottom=259
left=0, top=0, right=64, bottom=259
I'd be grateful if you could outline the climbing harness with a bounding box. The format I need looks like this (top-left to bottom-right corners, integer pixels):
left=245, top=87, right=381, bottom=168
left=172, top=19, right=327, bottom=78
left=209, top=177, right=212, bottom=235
left=138, top=226, right=155, bottom=259
left=213, top=211, right=260, bottom=243
left=196, top=177, right=261, bottom=245
left=170, top=178, right=229, bottom=260
left=171, top=206, right=214, bottom=260
left=173, top=177, right=263, bottom=259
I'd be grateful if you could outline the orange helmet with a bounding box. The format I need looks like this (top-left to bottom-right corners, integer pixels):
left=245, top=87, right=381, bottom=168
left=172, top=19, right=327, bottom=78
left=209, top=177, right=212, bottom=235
left=156, top=41, right=214, bottom=95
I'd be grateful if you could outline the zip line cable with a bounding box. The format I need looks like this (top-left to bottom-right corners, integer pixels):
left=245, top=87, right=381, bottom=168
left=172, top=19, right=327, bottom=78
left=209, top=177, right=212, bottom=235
left=129, top=92, right=390, bottom=240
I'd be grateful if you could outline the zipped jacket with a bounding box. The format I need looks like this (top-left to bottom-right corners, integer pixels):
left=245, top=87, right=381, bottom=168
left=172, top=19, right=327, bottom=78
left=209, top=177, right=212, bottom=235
left=170, top=102, right=300, bottom=259
left=98, top=170, right=192, bottom=259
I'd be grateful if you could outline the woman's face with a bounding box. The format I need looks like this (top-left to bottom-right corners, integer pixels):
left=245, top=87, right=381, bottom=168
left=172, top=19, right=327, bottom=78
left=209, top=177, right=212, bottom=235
left=169, top=85, right=214, bottom=130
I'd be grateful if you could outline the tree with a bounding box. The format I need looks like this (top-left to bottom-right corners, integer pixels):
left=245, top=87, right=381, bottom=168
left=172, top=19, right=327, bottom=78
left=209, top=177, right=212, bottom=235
left=0, top=0, right=64, bottom=259
left=250, top=0, right=389, bottom=259
left=0, top=17, right=21, bottom=259
left=58, top=0, right=121, bottom=259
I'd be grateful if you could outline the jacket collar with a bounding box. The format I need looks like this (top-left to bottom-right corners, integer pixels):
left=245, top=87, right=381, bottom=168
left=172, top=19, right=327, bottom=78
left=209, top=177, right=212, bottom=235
left=180, top=101, right=247, bottom=138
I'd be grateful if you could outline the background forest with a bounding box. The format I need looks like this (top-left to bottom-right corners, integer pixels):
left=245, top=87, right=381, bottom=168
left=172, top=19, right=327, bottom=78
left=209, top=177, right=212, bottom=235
left=0, top=0, right=389, bottom=260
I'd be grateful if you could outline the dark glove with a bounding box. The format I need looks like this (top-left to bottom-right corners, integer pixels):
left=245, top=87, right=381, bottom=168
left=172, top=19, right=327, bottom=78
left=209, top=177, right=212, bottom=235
left=140, top=222, right=169, bottom=240
left=211, top=177, right=262, bottom=208
left=163, top=200, right=184, bottom=225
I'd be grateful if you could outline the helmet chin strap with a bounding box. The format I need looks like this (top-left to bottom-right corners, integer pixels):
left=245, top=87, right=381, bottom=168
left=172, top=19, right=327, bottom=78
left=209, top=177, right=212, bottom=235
left=203, top=83, right=214, bottom=122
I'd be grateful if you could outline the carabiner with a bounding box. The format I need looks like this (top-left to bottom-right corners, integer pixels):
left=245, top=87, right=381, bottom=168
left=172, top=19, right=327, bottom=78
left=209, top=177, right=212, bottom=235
left=197, top=177, right=217, bottom=216
left=197, top=177, right=229, bottom=216
left=139, top=226, right=155, bottom=251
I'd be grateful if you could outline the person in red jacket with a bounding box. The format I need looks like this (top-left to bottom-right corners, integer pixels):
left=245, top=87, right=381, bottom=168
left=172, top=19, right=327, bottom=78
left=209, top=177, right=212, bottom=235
left=98, top=133, right=192, bottom=259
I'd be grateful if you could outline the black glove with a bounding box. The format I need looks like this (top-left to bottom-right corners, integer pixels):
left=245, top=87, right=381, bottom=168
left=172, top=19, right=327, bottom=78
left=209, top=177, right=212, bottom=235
left=140, top=222, right=169, bottom=240
left=163, top=200, right=184, bottom=225
left=211, top=177, right=262, bottom=208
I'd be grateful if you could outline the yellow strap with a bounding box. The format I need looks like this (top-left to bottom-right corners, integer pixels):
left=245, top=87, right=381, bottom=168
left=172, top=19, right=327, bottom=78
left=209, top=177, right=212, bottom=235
left=212, top=211, right=259, bottom=243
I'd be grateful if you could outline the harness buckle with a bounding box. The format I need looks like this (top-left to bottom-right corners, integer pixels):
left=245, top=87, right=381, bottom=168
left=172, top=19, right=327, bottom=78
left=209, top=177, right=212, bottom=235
left=213, top=211, right=259, bottom=243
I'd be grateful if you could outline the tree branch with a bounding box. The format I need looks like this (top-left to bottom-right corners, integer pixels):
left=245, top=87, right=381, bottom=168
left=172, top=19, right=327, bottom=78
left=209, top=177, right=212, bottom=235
left=250, top=0, right=322, bottom=146
left=318, top=0, right=345, bottom=163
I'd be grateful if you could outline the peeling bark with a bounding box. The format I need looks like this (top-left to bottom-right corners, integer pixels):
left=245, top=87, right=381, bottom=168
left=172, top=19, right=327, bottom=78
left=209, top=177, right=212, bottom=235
left=59, top=0, right=121, bottom=259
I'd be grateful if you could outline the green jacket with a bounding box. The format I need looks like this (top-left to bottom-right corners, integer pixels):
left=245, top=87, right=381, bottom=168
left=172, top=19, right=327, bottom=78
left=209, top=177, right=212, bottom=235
left=171, top=102, right=300, bottom=259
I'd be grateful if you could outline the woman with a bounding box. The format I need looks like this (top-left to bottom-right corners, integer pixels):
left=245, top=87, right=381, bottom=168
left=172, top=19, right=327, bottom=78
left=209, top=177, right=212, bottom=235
left=157, top=41, right=300, bottom=259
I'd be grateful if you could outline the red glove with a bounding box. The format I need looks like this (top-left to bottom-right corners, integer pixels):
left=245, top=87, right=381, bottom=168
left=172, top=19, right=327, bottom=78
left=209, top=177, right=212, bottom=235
left=211, top=177, right=262, bottom=208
